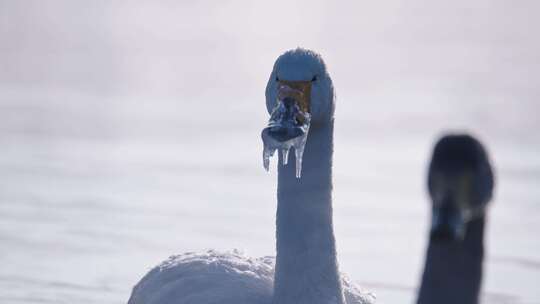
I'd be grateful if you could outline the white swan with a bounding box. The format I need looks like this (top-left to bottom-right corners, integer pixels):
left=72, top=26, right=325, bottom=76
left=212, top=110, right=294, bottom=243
left=127, top=48, right=375, bottom=304
left=417, top=134, right=494, bottom=304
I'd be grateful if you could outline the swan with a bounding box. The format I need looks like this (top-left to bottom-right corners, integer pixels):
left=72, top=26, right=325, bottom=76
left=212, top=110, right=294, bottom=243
left=416, top=134, right=495, bottom=304
left=127, top=48, right=375, bottom=304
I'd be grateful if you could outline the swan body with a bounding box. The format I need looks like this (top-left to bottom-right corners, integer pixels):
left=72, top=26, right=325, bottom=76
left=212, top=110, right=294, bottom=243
left=128, top=49, right=375, bottom=304
left=128, top=250, right=274, bottom=304
left=129, top=250, right=374, bottom=304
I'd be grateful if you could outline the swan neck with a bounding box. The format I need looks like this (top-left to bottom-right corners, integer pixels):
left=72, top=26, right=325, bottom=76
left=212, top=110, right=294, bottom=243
left=417, top=217, right=485, bottom=304
left=273, top=120, right=344, bottom=304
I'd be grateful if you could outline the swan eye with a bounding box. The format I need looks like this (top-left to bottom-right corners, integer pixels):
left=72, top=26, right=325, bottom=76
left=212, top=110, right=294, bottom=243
left=311, top=75, right=318, bottom=82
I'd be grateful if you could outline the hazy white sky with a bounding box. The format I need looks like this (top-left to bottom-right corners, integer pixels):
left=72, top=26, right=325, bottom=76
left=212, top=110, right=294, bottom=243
left=1, top=1, right=538, bottom=141
left=1, top=2, right=538, bottom=98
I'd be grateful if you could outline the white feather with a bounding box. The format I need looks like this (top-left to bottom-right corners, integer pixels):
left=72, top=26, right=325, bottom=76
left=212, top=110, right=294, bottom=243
left=128, top=250, right=374, bottom=304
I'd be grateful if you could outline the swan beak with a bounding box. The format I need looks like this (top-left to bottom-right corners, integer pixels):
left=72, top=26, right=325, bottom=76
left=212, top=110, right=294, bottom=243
left=277, top=80, right=311, bottom=114
left=263, top=82, right=311, bottom=143
left=430, top=201, right=466, bottom=242
left=261, top=81, right=313, bottom=178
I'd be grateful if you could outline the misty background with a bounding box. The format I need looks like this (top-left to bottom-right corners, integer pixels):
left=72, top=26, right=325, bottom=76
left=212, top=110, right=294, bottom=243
left=0, top=1, right=539, bottom=303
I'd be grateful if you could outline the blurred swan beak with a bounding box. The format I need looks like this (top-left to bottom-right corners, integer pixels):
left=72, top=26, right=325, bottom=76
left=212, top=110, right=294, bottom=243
left=430, top=200, right=466, bottom=242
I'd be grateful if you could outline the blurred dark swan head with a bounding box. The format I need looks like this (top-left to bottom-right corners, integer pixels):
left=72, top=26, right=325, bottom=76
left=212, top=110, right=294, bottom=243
left=427, top=134, right=495, bottom=242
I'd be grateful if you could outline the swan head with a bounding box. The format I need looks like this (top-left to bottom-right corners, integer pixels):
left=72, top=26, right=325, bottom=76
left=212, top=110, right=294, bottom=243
left=265, top=48, right=334, bottom=125
left=427, top=134, right=494, bottom=242
left=261, top=48, right=334, bottom=178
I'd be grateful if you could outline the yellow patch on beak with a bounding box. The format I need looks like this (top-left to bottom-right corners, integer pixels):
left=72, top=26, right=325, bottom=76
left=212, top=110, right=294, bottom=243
left=278, top=80, right=311, bottom=113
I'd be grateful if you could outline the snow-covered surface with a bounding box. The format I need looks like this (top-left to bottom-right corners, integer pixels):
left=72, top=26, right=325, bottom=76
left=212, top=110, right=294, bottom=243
left=0, top=1, right=539, bottom=304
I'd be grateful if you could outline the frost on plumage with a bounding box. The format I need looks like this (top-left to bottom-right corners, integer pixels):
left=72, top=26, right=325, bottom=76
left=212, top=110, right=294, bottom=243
left=128, top=250, right=375, bottom=304
left=128, top=250, right=274, bottom=304
left=342, top=274, right=377, bottom=304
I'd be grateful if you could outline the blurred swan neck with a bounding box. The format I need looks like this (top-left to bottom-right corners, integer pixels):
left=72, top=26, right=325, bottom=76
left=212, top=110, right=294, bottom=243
left=273, top=121, right=344, bottom=304
left=417, top=217, right=485, bottom=304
